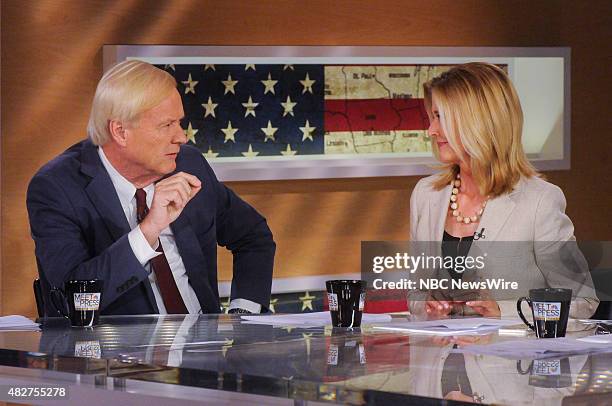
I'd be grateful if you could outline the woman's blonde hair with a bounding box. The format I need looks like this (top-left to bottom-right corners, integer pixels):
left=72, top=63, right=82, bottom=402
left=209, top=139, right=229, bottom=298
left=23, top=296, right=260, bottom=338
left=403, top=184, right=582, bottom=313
left=424, top=62, right=538, bottom=197
left=87, top=60, right=177, bottom=145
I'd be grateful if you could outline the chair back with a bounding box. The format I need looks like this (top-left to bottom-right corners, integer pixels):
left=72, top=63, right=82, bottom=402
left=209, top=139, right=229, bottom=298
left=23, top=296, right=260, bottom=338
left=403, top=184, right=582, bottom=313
left=34, top=257, right=65, bottom=318
left=33, top=279, right=45, bottom=318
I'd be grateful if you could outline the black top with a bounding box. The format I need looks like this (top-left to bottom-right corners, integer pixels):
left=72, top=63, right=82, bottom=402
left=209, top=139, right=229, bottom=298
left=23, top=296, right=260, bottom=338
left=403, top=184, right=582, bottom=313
left=442, top=231, right=474, bottom=280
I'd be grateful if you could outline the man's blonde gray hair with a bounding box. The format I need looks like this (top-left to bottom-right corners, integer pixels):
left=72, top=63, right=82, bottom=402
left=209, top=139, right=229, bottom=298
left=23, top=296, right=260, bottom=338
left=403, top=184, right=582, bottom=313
left=87, top=60, right=177, bottom=145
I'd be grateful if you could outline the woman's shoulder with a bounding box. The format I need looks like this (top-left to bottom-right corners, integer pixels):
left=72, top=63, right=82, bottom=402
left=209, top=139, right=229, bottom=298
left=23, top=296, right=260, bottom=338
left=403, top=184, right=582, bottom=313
left=414, top=173, right=443, bottom=192
left=411, top=174, right=450, bottom=212
left=514, top=176, right=566, bottom=205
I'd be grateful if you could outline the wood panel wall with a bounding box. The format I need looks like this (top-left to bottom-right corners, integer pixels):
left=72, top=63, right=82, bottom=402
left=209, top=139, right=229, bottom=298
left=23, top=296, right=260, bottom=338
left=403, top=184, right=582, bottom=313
left=2, top=0, right=611, bottom=316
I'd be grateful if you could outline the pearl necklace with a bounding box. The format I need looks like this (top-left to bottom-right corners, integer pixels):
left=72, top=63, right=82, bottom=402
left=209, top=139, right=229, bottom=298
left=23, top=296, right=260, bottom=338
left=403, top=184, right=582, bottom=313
left=449, top=173, right=488, bottom=224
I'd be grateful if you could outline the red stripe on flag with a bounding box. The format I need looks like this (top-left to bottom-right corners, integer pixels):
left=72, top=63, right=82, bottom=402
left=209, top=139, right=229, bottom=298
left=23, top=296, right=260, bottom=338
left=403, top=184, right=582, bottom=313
left=324, top=98, right=429, bottom=132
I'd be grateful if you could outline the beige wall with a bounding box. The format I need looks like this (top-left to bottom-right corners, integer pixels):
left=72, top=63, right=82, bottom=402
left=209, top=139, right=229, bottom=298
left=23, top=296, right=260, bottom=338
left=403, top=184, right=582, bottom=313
left=2, top=0, right=611, bottom=316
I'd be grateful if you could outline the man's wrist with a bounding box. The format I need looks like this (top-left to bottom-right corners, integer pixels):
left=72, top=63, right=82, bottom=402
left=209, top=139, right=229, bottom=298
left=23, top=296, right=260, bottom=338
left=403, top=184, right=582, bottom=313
left=129, top=227, right=160, bottom=266
left=139, top=219, right=162, bottom=248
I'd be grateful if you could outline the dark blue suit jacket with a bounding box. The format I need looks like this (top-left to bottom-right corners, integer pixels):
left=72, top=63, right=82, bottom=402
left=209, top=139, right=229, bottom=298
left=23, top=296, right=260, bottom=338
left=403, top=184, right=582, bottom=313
left=27, top=139, right=275, bottom=315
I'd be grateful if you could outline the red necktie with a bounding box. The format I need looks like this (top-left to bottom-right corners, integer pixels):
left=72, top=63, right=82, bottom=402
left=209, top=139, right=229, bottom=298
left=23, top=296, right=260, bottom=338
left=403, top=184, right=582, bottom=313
left=135, top=188, right=188, bottom=314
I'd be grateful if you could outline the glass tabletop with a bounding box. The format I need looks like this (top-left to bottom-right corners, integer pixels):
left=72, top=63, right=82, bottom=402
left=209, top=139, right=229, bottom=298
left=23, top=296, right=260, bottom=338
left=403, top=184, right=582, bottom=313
left=0, top=314, right=610, bottom=405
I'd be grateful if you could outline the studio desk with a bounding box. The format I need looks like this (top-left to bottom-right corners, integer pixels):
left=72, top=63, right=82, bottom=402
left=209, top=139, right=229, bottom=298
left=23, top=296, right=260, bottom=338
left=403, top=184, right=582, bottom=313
left=0, top=314, right=610, bottom=405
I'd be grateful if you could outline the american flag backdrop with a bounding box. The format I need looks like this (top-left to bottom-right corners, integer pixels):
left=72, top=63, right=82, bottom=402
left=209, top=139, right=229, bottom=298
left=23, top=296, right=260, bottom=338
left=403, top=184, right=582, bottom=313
left=158, top=64, right=444, bottom=159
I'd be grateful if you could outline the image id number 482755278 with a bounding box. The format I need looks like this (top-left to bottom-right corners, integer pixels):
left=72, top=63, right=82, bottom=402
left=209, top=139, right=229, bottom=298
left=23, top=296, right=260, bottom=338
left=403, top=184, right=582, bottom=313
left=2, top=385, right=68, bottom=400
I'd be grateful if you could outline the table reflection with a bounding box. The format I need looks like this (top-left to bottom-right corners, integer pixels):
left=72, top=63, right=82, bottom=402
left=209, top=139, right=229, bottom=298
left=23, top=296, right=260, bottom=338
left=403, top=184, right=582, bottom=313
left=0, top=314, right=606, bottom=404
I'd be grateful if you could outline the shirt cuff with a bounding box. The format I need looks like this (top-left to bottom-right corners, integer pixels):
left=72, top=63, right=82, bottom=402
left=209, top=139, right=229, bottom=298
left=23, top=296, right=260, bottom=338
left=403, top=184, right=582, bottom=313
left=228, top=299, right=262, bottom=314
left=128, top=226, right=161, bottom=266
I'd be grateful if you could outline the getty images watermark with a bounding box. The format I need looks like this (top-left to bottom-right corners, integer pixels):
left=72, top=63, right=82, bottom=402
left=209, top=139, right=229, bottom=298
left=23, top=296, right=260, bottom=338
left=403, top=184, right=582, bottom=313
left=360, top=241, right=531, bottom=301
left=368, top=250, right=519, bottom=291
left=360, top=240, right=611, bottom=303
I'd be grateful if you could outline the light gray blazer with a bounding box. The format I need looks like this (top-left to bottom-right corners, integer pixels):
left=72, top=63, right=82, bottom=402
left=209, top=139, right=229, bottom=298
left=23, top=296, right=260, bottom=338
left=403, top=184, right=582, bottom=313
left=409, top=174, right=598, bottom=319
left=342, top=338, right=588, bottom=402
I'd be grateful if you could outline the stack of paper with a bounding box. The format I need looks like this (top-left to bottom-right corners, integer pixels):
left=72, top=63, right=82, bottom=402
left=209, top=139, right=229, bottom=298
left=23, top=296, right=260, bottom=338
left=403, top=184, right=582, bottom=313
left=578, top=319, right=612, bottom=324
left=457, top=336, right=612, bottom=359
left=0, top=315, right=40, bottom=331
left=371, top=317, right=522, bottom=336
left=241, top=312, right=392, bottom=327
left=576, top=334, right=612, bottom=344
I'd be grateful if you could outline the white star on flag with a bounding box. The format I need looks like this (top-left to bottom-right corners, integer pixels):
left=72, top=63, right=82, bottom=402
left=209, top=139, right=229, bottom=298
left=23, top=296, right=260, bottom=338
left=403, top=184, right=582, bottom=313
left=281, top=95, right=297, bottom=117
left=222, top=73, right=238, bottom=95
left=300, top=73, right=316, bottom=94
left=241, top=144, right=260, bottom=157
left=242, top=96, right=259, bottom=117
left=202, top=96, right=218, bottom=118
left=222, top=121, right=238, bottom=143
left=261, top=73, right=278, bottom=95
left=281, top=144, right=297, bottom=156
left=299, top=120, right=316, bottom=141
left=203, top=147, right=219, bottom=159
left=181, top=73, right=198, bottom=94
left=261, top=120, right=278, bottom=142
left=184, top=122, right=198, bottom=144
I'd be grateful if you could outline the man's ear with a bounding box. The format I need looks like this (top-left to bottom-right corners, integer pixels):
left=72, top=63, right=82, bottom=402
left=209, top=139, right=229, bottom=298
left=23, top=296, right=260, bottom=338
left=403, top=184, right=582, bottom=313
left=108, top=120, right=129, bottom=147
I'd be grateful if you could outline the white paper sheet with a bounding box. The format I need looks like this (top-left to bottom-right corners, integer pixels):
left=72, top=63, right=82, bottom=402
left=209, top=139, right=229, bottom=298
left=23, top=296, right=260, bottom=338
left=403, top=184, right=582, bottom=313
left=0, top=315, right=40, bottom=331
left=577, top=334, right=612, bottom=344
left=133, top=340, right=228, bottom=348
left=241, top=312, right=392, bottom=327
left=371, top=317, right=522, bottom=336
left=578, top=319, right=612, bottom=324
left=457, top=336, right=612, bottom=359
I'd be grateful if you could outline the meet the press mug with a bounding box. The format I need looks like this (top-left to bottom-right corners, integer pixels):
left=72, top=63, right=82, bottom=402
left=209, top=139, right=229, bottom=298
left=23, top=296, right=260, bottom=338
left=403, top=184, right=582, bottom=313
left=326, top=280, right=367, bottom=328
left=516, top=358, right=572, bottom=388
left=516, top=288, right=571, bottom=338
left=51, top=280, right=103, bottom=327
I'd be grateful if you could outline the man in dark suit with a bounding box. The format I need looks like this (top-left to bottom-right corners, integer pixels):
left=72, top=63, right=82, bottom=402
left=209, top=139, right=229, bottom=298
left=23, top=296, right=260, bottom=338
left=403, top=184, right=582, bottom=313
left=27, top=60, right=275, bottom=315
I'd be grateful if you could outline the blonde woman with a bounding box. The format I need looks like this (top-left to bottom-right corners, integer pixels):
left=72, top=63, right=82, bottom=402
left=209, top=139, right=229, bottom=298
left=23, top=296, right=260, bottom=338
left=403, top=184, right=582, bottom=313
left=408, top=62, right=598, bottom=319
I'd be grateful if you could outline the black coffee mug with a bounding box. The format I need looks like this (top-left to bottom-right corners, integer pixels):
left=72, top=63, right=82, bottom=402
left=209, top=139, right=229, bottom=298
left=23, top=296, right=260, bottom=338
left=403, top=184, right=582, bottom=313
left=516, top=288, right=571, bottom=338
left=516, top=358, right=572, bottom=388
left=325, top=329, right=367, bottom=381
left=74, top=340, right=102, bottom=359
left=51, top=280, right=103, bottom=327
left=326, top=280, right=366, bottom=328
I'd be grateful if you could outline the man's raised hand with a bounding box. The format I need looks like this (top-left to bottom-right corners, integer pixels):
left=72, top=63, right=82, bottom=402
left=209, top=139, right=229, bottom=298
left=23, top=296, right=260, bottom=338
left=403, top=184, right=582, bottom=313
left=140, top=172, right=202, bottom=246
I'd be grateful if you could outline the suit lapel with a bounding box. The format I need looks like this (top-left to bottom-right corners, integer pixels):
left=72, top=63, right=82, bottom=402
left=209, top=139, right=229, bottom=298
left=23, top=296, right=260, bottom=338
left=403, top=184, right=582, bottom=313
left=430, top=184, right=453, bottom=241
left=423, top=176, right=522, bottom=284
left=80, top=142, right=131, bottom=240
left=467, top=184, right=520, bottom=261
left=477, top=191, right=518, bottom=242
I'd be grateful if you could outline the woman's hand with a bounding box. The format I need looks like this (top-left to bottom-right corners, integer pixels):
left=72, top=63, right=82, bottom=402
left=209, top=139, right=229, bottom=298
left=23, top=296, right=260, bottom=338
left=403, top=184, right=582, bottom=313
left=444, top=391, right=478, bottom=403
left=465, top=300, right=501, bottom=317
left=430, top=333, right=492, bottom=347
left=425, top=299, right=453, bottom=318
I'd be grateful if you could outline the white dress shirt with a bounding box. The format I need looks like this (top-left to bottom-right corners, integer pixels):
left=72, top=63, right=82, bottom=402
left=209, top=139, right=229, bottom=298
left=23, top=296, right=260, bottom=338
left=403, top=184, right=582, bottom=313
left=98, top=148, right=260, bottom=314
